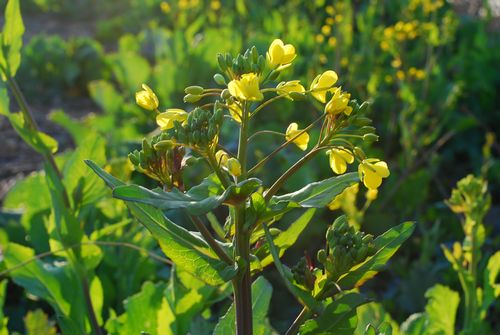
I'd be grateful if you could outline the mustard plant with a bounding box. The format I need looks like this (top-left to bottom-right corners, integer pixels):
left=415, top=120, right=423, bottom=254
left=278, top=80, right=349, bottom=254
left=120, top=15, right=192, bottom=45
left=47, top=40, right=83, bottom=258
left=86, top=38, right=415, bottom=334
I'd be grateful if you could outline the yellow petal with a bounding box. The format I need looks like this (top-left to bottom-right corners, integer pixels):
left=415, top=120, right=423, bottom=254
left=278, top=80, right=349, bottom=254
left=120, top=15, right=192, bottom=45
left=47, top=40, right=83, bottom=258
left=156, top=109, right=187, bottom=130
left=373, top=161, right=390, bottom=178
left=286, top=123, right=309, bottom=151
left=281, top=44, right=296, bottom=64
left=267, top=39, right=285, bottom=66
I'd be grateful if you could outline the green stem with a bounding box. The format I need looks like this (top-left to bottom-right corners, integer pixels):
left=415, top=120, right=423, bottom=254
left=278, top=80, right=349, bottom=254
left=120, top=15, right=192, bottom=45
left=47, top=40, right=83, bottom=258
left=264, top=148, right=321, bottom=202
left=233, top=102, right=253, bottom=334
left=188, top=214, right=233, bottom=265
left=285, top=307, right=310, bottom=335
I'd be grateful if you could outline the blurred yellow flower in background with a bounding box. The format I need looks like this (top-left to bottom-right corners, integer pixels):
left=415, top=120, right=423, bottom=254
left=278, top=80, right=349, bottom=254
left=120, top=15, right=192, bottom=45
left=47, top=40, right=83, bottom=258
left=136, top=84, right=159, bottom=111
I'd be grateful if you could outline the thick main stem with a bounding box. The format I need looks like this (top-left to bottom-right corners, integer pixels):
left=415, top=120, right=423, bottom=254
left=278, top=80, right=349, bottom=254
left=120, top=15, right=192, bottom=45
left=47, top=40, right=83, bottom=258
left=233, top=102, right=253, bottom=334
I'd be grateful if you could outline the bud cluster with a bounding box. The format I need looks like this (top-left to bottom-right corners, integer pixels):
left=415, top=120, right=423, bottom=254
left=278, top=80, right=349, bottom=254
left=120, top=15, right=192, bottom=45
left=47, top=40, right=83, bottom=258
left=447, top=174, right=491, bottom=220
left=216, top=46, right=265, bottom=78
left=168, top=107, right=224, bottom=151
left=291, top=256, right=316, bottom=291
left=128, top=133, right=186, bottom=189
left=317, top=216, right=376, bottom=281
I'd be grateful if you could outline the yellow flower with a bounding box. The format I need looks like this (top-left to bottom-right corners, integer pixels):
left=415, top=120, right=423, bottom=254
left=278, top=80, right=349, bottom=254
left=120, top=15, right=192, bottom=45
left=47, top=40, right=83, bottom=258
left=328, top=183, right=358, bottom=210
left=310, top=70, right=338, bottom=103
left=325, top=87, right=352, bottom=115
left=215, top=150, right=229, bottom=166
left=228, top=73, right=264, bottom=101
left=396, top=70, right=405, bottom=81
left=156, top=109, right=188, bottom=130
left=227, top=158, right=242, bottom=177
left=326, top=5, right=335, bottom=15
left=328, top=37, right=337, bottom=47
left=315, top=34, right=325, bottom=43
left=391, top=58, right=402, bottom=68
left=358, top=159, right=390, bottom=190
left=276, top=81, right=305, bottom=99
left=227, top=100, right=245, bottom=123
left=160, top=1, right=171, bottom=13
left=136, top=84, right=159, bottom=111
left=210, top=0, right=221, bottom=10
left=267, top=39, right=296, bottom=69
left=321, top=25, right=332, bottom=35
left=327, top=147, right=354, bottom=174
left=285, top=123, right=309, bottom=151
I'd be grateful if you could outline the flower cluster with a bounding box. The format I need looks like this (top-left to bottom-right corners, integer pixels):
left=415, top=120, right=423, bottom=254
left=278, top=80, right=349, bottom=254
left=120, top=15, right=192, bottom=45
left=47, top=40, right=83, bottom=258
left=133, top=38, right=390, bottom=193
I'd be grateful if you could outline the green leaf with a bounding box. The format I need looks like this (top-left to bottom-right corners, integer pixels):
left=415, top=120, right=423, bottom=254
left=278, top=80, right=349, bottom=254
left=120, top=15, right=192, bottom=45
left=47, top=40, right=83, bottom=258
left=0, top=280, right=8, bottom=335
left=262, top=223, right=319, bottom=310
left=400, top=313, right=428, bottom=335
left=1, top=0, right=25, bottom=78
left=273, top=173, right=359, bottom=207
left=63, top=135, right=107, bottom=207
left=109, top=53, right=151, bottom=93
left=337, top=222, right=415, bottom=289
left=49, top=109, right=87, bottom=146
left=88, top=80, right=124, bottom=115
left=105, top=281, right=166, bottom=335
left=481, top=251, right=500, bottom=318
left=3, top=243, right=92, bottom=334
left=1, top=111, right=58, bottom=154
left=424, top=285, right=459, bottom=335
left=254, top=209, right=316, bottom=270
left=112, top=176, right=261, bottom=215
left=86, top=160, right=237, bottom=285
left=300, top=292, right=366, bottom=334
left=24, top=309, right=58, bottom=335
left=355, top=302, right=399, bottom=335
left=213, top=276, right=273, bottom=335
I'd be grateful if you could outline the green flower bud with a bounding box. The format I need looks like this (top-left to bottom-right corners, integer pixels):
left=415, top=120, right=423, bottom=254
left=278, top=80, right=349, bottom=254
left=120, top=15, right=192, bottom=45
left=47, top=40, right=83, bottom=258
left=317, top=249, right=327, bottom=263
left=217, top=53, right=227, bottom=71
left=363, top=133, right=379, bottom=143
left=128, top=152, right=139, bottom=165
left=353, top=146, right=366, bottom=160
left=214, top=73, right=226, bottom=85
left=221, top=89, right=231, bottom=99
left=352, top=116, right=372, bottom=126
left=184, top=94, right=202, bottom=103
left=360, top=126, right=376, bottom=134
left=184, top=86, right=204, bottom=95
left=251, top=46, right=259, bottom=63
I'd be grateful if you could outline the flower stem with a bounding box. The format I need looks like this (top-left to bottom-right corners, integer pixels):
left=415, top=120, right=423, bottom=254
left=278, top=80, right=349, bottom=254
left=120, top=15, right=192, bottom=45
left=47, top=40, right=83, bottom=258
left=233, top=102, right=253, bottom=334
left=285, top=307, right=310, bottom=335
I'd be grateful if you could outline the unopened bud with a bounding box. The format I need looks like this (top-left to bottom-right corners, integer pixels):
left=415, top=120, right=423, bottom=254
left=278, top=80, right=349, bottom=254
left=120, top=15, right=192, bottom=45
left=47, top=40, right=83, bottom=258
left=184, top=86, right=204, bottom=95
left=221, top=89, right=231, bottom=100
left=363, top=133, right=379, bottom=143
left=184, top=94, right=202, bottom=103
left=353, top=147, right=366, bottom=160
left=227, top=158, right=242, bottom=177
left=214, top=73, right=226, bottom=85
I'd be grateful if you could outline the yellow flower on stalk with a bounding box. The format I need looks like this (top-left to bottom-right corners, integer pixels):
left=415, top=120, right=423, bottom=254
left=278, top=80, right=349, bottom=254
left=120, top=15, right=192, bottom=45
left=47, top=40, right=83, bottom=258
left=228, top=73, right=264, bottom=101
left=136, top=84, right=159, bottom=111
left=215, top=150, right=241, bottom=176
left=156, top=109, right=188, bottom=130
left=267, top=39, right=296, bottom=70
left=358, top=159, right=390, bottom=190
left=326, top=147, right=354, bottom=174
left=276, top=80, right=305, bottom=99
left=325, top=87, right=352, bottom=115
left=215, top=150, right=229, bottom=166
left=285, top=123, right=309, bottom=151
left=310, top=70, right=338, bottom=103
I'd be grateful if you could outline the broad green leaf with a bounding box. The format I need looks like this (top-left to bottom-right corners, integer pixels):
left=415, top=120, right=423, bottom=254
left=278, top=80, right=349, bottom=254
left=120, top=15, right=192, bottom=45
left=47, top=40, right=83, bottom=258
left=112, top=176, right=261, bottom=215
left=481, top=251, right=500, bottom=318
left=1, top=0, right=25, bottom=78
left=355, top=302, right=399, bottom=335
left=400, top=313, right=428, bottom=335
left=424, top=285, right=459, bottom=335
left=273, top=172, right=359, bottom=208
left=3, top=243, right=92, bottom=334
left=213, top=276, right=273, bottom=335
left=49, top=109, right=87, bottom=145
left=88, top=80, right=124, bottom=115
left=62, top=135, right=107, bottom=207
left=109, top=53, right=151, bottom=93
left=105, top=281, right=166, bottom=335
left=262, top=223, right=319, bottom=310
left=254, top=209, right=316, bottom=270
left=2, top=111, right=58, bottom=154
left=300, top=292, right=366, bottom=334
left=45, top=162, right=83, bottom=247
left=86, top=160, right=237, bottom=285
left=337, top=222, right=415, bottom=289
left=3, top=171, right=51, bottom=252
left=24, top=309, right=57, bottom=335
